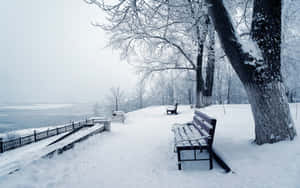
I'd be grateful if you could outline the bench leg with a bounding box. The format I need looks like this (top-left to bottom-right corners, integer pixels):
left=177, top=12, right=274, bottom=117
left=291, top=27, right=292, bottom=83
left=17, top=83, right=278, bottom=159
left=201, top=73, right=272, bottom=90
left=209, top=149, right=213, bottom=170
left=177, top=149, right=182, bottom=170
left=178, top=163, right=182, bottom=170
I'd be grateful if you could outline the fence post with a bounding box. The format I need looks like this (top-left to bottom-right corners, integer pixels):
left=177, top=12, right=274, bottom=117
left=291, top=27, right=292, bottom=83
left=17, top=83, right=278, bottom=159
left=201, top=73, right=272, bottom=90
left=56, top=127, right=59, bottom=135
left=72, top=121, right=75, bottom=130
left=0, top=138, right=3, bottom=153
left=47, top=129, right=49, bottom=137
left=19, top=137, right=22, bottom=146
left=34, top=130, right=37, bottom=142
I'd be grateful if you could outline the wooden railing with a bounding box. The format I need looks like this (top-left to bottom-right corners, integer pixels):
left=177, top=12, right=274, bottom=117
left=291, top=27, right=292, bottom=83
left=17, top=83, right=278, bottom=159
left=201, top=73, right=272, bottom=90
left=0, top=119, right=97, bottom=153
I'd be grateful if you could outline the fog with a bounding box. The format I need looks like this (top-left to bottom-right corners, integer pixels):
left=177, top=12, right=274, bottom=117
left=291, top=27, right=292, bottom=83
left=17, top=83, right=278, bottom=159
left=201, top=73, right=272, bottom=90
left=0, top=0, right=137, bottom=104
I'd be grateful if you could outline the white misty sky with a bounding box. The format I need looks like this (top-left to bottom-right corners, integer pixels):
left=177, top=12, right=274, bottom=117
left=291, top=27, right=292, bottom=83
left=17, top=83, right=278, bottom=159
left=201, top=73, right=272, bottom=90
left=0, top=0, right=137, bottom=104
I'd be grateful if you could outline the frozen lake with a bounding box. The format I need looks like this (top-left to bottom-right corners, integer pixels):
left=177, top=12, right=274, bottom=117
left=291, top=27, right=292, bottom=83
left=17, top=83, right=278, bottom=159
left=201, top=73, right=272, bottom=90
left=0, top=103, right=106, bottom=133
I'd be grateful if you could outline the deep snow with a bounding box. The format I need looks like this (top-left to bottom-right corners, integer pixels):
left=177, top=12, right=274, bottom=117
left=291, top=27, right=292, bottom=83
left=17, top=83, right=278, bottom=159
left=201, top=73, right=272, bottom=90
left=0, top=104, right=299, bottom=188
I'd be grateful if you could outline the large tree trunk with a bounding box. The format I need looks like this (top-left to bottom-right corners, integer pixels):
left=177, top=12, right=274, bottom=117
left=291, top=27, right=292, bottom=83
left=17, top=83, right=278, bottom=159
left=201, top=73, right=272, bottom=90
left=195, top=47, right=204, bottom=108
left=245, top=82, right=295, bottom=144
left=248, top=0, right=296, bottom=143
left=188, top=2, right=210, bottom=108
left=195, top=15, right=210, bottom=108
left=205, top=0, right=297, bottom=144
left=203, top=21, right=215, bottom=106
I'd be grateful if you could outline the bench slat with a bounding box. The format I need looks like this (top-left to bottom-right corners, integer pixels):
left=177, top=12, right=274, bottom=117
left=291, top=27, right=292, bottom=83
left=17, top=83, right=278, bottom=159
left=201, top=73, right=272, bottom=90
left=188, top=128, right=206, bottom=146
left=194, top=110, right=216, bottom=125
left=174, top=127, right=190, bottom=147
left=187, top=125, right=208, bottom=146
left=177, top=127, right=195, bottom=147
left=193, top=115, right=212, bottom=135
left=182, top=126, right=199, bottom=147
left=173, top=124, right=209, bottom=147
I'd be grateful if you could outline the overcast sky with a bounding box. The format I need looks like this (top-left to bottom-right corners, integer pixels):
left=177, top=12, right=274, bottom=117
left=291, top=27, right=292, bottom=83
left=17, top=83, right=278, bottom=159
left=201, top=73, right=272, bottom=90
left=0, top=0, right=137, bottom=104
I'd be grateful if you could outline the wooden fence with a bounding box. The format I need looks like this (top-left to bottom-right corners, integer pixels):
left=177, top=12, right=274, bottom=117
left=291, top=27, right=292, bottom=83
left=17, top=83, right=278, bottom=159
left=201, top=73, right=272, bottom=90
left=0, top=119, right=96, bottom=153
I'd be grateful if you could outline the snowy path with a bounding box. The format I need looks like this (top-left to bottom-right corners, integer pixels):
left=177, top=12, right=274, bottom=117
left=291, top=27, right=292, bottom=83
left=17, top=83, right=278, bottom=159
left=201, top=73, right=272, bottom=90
left=0, top=105, right=299, bottom=188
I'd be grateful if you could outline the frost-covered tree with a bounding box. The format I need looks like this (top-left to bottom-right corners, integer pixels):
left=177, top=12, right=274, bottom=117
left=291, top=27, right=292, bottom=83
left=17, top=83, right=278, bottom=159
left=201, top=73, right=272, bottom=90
left=282, top=0, right=300, bottom=102
left=85, top=0, right=214, bottom=108
left=109, top=86, right=124, bottom=111
left=205, top=0, right=297, bottom=144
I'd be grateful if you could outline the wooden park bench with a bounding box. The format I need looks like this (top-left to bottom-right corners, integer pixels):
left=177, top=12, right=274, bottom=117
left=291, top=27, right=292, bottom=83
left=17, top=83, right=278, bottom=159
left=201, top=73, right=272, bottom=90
left=172, top=110, right=217, bottom=170
left=166, top=103, right=178, bottom=115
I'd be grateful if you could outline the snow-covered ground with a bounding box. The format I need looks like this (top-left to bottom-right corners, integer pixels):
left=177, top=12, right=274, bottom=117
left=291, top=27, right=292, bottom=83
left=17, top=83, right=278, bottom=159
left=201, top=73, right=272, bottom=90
left=0, top=104, right=299, bottom=188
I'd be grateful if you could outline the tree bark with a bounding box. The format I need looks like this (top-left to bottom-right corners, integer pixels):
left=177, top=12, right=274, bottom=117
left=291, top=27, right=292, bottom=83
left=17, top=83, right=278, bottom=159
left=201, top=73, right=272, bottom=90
left=195, top=44, right=205, bottom=108
left=205, top=0, right=297, bottom=144
left=245, top=81, right=296, bottom=144
left=195, top=15, right=210, bottom=108
left=203, top=20, right=215, bottom=106
left=251, top=0, right=282, bottom=84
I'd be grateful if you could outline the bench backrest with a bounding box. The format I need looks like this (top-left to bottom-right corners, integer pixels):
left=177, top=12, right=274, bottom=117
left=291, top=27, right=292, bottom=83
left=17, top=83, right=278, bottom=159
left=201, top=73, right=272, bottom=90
left=174, top=103, right=178, bottom=110
left=192, top=110, right=217, bottom=146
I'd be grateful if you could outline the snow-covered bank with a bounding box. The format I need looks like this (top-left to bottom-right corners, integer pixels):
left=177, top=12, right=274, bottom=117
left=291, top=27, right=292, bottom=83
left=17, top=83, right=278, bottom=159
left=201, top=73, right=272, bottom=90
left=0, top=132, right=69, bottom=177
left=0, top=104, right=299, bottom=188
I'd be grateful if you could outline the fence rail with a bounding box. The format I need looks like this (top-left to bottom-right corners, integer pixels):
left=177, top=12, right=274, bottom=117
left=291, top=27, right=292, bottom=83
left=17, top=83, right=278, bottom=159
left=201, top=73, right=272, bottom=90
left=0, top=119, right=96, bottom=153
